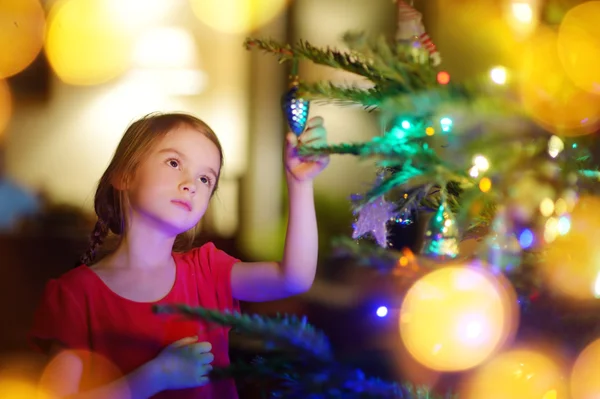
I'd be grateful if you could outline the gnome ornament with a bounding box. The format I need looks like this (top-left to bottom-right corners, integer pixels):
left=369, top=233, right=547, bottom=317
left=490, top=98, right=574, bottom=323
left=394, top=0, right=441, bottom=66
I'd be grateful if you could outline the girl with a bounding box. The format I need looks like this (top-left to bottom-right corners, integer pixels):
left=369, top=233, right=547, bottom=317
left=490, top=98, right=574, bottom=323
left=29, top=112, right=329, bottom=399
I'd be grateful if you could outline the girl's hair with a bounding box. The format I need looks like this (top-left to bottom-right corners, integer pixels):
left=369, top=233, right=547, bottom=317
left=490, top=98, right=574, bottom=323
left=79, top=112, right=224, bottom=265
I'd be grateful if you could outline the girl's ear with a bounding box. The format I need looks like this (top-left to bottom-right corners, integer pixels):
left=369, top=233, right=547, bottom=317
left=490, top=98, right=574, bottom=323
left=110, top=173, right=128, bottom=191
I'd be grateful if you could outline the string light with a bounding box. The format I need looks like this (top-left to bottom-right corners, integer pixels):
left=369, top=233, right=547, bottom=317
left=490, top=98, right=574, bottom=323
left=490, top=66, right=508, bottom=85
left=437, top=71, right=450, bottom=85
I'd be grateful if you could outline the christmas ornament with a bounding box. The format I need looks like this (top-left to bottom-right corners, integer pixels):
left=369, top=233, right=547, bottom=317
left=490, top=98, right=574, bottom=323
left=421, top=201, right=459, bottom=259
left=394, top=0, right=441, bottom=66
left=478, top=206, right=522, bottom=273
left=281, top=59, right=310, bottom=136
left=352, top=195, right=397, bottom=247
left=393, top=207, right=413, bottom=226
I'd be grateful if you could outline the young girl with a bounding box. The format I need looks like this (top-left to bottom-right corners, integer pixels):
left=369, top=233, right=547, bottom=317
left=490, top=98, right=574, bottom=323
left=29, top=112, right=329, bottom=399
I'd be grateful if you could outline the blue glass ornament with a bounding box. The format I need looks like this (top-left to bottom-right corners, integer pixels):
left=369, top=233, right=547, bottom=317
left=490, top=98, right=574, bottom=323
left=282, top=77, right=310, bottom=136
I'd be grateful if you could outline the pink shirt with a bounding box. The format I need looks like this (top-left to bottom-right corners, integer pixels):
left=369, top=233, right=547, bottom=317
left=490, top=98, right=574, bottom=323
left=29, top=243, right=240, bottom=399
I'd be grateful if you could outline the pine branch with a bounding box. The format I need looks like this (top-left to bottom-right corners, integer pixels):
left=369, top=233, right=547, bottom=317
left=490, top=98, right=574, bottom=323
left=274, top=367, right=453, bottom=399
left=341, top=32, right=438, bottom=90
left=153, top=305, right=333, bottom=361
left=245, top=37, right=389, bottom=84
left=330, top=236, right=403, bottom=272
left=298, top=81, right=384, bottom=109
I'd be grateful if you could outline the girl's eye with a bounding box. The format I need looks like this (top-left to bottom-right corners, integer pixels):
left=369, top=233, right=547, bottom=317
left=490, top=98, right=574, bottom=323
left=167, top=159, right=179, bottom=168
left=199, top=176, right=212, bottom=186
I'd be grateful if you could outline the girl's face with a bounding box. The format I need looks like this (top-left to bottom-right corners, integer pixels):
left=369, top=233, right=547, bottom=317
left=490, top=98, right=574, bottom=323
left=125, top=125, right=221, bottom=236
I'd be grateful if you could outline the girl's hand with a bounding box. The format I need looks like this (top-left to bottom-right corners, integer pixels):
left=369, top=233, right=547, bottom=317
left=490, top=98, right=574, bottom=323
left=284, top=116, right=329, bottom=182
left=149, top=336, right=214, bottom=391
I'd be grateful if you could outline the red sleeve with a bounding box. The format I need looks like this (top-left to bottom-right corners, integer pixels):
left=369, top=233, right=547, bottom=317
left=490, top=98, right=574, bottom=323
left=196, top=242, right=241, bottom=313
left=28, top=279, right=89, bottom=354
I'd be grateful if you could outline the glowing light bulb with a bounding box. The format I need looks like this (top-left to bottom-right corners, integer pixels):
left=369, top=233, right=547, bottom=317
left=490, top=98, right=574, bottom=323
left=490, top=66, right=508, bottom=84
left=376, top=306, right=388, bottom=317
left=473, top=155, right=490, bottom=172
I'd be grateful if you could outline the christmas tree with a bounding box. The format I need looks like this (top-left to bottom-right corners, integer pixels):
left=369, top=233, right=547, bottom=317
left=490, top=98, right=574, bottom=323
left=159, top=1, right=600, bottom=397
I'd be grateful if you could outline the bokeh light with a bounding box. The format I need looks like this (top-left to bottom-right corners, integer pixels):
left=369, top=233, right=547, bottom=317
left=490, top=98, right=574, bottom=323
left=460, top=347, right=568, bottom=399
left=0, top=0, right=46, bottom=78
left=519, top=27, right=600, bottom=136
left=557, top=2, right=600, bottom=95
left=541, top=196, right=600, bottom=300
left=40, top=349, right=126, bottom=395
left=399, top=266, right=518, bottom=371
left=0, top=377, right=54, bottom=398
left=0, top=79, right=12, bottom=141
left=45, top=0, right=134, bottom=86
left=479, top=177, right=492, bottom=193
left=437, top=71, right=450, bottom=85
left=490, top=66, right=507, bottom=85
left=571, top=338, right=600, bottom=399
left=189, top=0, right=289, bottom=34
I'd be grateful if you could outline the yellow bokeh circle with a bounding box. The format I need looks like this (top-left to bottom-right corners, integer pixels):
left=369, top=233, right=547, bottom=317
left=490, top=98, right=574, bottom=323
left=460, top=348, right=567, bottom=399
left=399, top=266, right=517, bottom=371
left=0, top=0, right=46, bottom=78
left=0, top=378, right=54, bottom=399
left=45, top=0, right=133, bottom=86
left=520, top=27, right=600, bottom=136
left=541, top=196, right=600, bottom=300
left=571, top=338, right=600, bottom=399
left=558, top=1, right=600, bottom=95
left=0, top=80, right=12, bottom=140
left=189, top=0, right=289, bottom=34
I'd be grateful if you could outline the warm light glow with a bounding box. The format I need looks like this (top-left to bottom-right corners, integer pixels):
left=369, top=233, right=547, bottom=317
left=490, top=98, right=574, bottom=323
left=490, top=66, right=507, bottom=85
left=189, top=0, right=289, bottom=34
left=479, top=178, right=492, bottom=193
left=539, top=198, right=555, bottom=217
left=0, top=79, right=12, bottom=140
left=547, top=135, right=564, bottom=158
left=520, top=27, right=600, bottom=136
left=131, top=27, right=207, bottom=95
left=0, top=378, right=54, bottom=399
left=557, top=2, right=600, bottom=95
left=461, top=348, right=567, bottom=399
left=133, top=27, right=198, bottom=70
left=399, top=266, right=517, bottom=371
left=473, top=155, right=490, bottom=172
left=512, top=2, right=533, bottom=23
left=570, top=339, right=600, bottom=399
left=45, top=0, right=134, bottom=85
left=542, top=196, right=600, bottom=299
left=0, top=0, right=46, bottom=78
left=425, top=127, right=435, bottom=136
left=469, top=166, right=479, bottom=178
left=437, top=71, right=450, bottom=85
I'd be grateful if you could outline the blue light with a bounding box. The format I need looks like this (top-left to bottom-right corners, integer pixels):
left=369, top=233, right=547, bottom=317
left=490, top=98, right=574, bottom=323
left=519, top=229, right=534, bottom=249
left=557, top=216, right=571, bottom=235
left=376, top=306, right=388, bottom=317
left=440, top=117, right=453, bottom=132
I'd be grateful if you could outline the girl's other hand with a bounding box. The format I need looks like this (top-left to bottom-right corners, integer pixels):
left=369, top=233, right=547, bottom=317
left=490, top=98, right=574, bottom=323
left=147, top=336, right=214, bottom=391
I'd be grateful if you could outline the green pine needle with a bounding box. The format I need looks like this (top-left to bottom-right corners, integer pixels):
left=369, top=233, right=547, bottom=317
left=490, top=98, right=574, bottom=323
left=153, top=304, right=333, bottom=361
